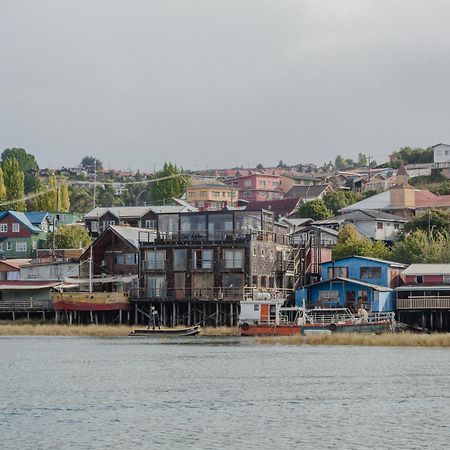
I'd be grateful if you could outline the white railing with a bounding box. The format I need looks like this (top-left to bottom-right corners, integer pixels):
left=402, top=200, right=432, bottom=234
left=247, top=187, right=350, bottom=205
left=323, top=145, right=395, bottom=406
left=397, top=296, right=450, bottom=310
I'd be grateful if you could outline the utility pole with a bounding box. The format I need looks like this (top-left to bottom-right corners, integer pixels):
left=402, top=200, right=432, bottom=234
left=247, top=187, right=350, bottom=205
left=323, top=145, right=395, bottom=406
left=367, top=156, right=372, bottom=181
left=93, top=160, right=97, bottom=209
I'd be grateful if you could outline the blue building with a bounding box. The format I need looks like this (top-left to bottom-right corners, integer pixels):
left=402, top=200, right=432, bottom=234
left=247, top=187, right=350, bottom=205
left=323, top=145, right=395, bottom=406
left=297, top=256, right=406, bottom=312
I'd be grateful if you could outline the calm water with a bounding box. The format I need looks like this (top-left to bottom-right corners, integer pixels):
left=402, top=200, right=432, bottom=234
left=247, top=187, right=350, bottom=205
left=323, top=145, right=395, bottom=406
left=0, top=337, right=449, bottom=450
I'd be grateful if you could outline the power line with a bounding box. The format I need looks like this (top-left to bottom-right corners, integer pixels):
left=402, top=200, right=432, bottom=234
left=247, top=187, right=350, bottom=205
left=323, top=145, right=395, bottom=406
left=0, top=187, right=58, bottom=208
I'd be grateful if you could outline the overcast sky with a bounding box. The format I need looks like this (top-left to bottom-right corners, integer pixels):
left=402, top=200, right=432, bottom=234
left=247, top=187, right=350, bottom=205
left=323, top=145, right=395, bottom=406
left=1, top=0, right=449, bottom=171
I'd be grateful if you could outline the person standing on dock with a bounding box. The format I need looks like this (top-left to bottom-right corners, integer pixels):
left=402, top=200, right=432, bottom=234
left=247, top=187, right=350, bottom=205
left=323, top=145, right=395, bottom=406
left=148, top=306, right=160, bottom=330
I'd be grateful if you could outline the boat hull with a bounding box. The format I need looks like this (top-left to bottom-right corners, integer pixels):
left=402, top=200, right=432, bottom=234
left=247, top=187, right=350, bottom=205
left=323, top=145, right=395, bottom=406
left=52, top=292, right=130, bottom=311
left=240, top=321, right=393, bottom=336
left=129, top=326, right=200, bottom=337
left=240, top=324, right=302, bottom=336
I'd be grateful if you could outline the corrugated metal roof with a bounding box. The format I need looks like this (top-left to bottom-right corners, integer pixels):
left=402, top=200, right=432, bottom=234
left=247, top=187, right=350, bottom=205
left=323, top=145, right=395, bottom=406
left=402, top=264, right=450, bottom=276
left=110, top=225, right=156, bottom=249
left=307, top=277, right=392, bottom=291
left=324, top=255, right=406, bottom=268
left=395, top=285, right=450, bottom=291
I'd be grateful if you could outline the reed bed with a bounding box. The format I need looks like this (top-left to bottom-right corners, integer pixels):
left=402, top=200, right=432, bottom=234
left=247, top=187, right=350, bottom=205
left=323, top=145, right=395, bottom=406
left=0, top=323, right=240, bottom=337
left=0, top=323, right=134, bottom=336
left=256, top=332, right=450, bottom=347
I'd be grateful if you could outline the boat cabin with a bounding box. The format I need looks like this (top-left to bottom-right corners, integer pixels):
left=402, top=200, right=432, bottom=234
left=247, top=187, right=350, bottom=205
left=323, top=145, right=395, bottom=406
left=239, top=300, right=284, bottom=325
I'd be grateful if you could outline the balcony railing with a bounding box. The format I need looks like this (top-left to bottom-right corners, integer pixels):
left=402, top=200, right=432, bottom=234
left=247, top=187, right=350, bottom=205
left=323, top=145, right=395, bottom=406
left=134, top=286, right=293, bottom=302
left=397, top=296, right=450, bottom=310
left=138, top=229, right=291, bottom=246
left=0, top=300, right=52, bottom=311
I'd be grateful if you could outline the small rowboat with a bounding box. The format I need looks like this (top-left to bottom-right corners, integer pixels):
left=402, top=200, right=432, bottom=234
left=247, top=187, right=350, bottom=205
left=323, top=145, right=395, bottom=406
left=129, top=326, right=200, bottom=337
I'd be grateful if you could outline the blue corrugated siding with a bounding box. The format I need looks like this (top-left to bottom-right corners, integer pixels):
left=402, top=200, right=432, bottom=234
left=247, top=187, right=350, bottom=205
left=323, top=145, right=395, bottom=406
left=321, top=257, right=391, bottom=288
left=306, top=280, right=394, bottom=312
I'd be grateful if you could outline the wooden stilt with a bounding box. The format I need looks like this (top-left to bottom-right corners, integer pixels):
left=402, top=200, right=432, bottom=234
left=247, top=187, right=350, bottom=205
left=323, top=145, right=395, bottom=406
left=188, top=302, right=191, bottom=326
left=27, top=312, right=30, bottom=321
left=230, top=303, right=233, bottom=327
left=55, top=311, right=58, bottom=324
left=172, top=302, right=176, bottom=327
left=203, top=303, right=206, bottom=326
left=134, top=304, right=138, bottom=325
left=90, top=310, right=94, bottom=324
left=119, top=309, right=122, bottom=325
left=215, top=303, right=219, bottom=327
left=12, top=311, right=15, bottom=321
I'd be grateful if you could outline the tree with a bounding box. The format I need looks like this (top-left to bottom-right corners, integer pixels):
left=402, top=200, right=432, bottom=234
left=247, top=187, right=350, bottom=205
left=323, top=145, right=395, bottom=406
left=357, top=153, right=368, bottom=167
left=2, top=157, right=26, bottom=211
left=334, top=155, right=346, bottom=170
left=322, top=191, right=361, bottom=215
left=47, top=225, right=91, bottom=249
left=256, top=163, right=264, bottom=170
left=390, top=147, right=433, bottom=167
left=81, top=156, right=103, bottom=172
left=69, top=187, right=93, bottom=213
left=1, top=148, right=39, bottom=193
left=332, top=224, right=391, bottom=260
left=59, top=178, right=70, bottom=212
left=0, top=168, right=6, bottom=204
left=401, top=209, right=450, bottom=237
left=391, top=230, right=450, bottom=264
left=296, top=199, right=332, bottom=220
left=150, top=162, right=190, bottom=203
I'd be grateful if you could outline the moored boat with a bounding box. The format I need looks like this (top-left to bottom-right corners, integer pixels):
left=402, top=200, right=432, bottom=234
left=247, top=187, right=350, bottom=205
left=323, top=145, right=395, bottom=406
left=129, top=326, right=200, bottom=337
left=239, top=299, right=396, bottom=336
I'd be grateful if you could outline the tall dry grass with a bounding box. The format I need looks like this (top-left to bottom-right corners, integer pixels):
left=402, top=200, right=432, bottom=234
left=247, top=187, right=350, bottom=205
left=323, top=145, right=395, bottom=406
left=256, top=332, right=450, bottom=347
left=0, top=323, right=134, bottom=336
left=0, top=323, right=239, bottom=337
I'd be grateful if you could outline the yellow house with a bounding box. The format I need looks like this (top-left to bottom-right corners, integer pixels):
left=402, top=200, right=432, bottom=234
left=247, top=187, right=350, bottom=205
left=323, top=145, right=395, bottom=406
left=186, top=183, right=239, bottom=210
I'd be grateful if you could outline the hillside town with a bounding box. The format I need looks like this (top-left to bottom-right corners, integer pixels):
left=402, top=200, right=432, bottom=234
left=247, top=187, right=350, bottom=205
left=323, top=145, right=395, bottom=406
left=1, top=145, right=450, bottom=332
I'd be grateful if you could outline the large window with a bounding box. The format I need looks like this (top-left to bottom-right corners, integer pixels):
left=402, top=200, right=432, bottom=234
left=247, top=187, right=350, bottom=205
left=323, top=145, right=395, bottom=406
left=319, top=290, right=339, bottom=301
left=208, top=214, right=233, bottom=240
left=12, top=223, right=20, bottom=232
left=192, top=273, right=214, bottom=299
left=114, top=253, right=137, bottom=265
left=328, top=267, right=348, bottom=278
left=145, top=219, right=157, bottom=229
left=147, top=275, right=166, bottom=298
left=193, top=249, right=212, bottom=269
left=146, top=250, right=165, bottom=270
left=16, top=242, right=27, bottom=252
left=91, top=221, right=99, bottom=232
left=224, top=249, right=244, bottom=269
left=158, top=214, right=179, bottom=237
left=173, top=249, right=187, bottom=271
left=223, top=273, right=244, bottom=298
left=360, top=267, right=382, bottom=279
left=0, top=224, right=7, bottom=232
left=180, top=215, right=207, bottom=239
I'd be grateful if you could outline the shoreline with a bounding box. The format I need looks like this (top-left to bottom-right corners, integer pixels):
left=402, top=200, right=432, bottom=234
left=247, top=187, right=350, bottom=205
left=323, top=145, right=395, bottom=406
left=0, top=323, right=449, bottom=346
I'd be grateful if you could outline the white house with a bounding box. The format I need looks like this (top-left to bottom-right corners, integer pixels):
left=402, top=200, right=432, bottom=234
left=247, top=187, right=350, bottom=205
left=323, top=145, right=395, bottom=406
left=315, top=210, right=407, bottom=243
left=432, top=143, right=450, bottom=167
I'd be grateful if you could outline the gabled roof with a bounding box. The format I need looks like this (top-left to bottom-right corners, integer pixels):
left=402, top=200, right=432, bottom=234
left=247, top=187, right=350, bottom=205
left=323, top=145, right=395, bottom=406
left=306, top=277, right=392, bottom=292
left=284, top=184, right=332, bottom=199
left=25, top=211, right=49, bottom=225
left=322, top=255, right=406, bottom=268
left=0, top=259, right=32, bottom=269
left=402, top=264, right=450, bottom=276
left=0, top=211, right=42, bottom=233
left=316, top=210, right=407, bottom=225
left=109, top=225, right=156, bottom=249
left=245, top=198, right=301, bottom=217
left=84, top=204, right=197, bottom=220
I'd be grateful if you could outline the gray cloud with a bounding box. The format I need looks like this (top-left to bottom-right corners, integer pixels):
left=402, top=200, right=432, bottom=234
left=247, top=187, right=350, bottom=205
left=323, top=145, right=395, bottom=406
left=1, top=0, right=449, bottom=170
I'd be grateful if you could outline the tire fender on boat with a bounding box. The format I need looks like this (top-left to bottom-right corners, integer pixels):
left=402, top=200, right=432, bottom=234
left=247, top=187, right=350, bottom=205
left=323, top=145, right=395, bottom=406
left=327, top=323, right=337, bottom=332
left=242, top=323, right=250, bottom=330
